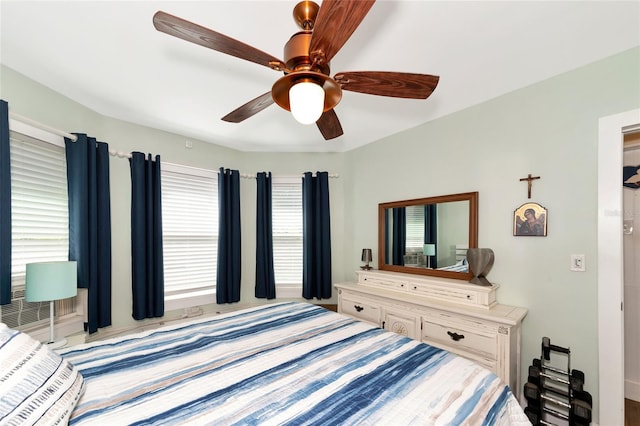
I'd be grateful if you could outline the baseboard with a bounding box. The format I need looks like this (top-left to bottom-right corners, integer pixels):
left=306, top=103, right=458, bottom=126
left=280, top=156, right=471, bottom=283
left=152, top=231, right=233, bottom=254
left=626, top=378, right=640, bottom=402
left=21, top=315, right=84, bottom=344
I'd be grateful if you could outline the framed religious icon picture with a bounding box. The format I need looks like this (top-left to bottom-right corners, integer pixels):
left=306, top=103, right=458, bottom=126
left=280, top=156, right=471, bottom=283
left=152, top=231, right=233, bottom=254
left=513, top=202, right=547, bottom=236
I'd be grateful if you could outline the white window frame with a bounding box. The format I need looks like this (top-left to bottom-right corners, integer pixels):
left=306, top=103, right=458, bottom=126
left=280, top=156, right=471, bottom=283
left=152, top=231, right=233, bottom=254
left=3, top=118, right=83, bottom=341
left=271, top=175, right=303, bottom=298
left=161, top=162, right=218, bottom=311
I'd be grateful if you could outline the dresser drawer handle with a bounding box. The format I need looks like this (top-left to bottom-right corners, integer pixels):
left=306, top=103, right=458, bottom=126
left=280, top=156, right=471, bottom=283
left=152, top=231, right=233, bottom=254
left=447, top=331, right=465, bottom=341
left=354, top=305, right=364, bottom=312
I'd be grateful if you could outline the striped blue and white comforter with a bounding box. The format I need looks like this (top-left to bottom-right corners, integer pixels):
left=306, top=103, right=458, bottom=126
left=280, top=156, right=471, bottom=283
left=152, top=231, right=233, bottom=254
left=58, top=302, right=529, bottom=425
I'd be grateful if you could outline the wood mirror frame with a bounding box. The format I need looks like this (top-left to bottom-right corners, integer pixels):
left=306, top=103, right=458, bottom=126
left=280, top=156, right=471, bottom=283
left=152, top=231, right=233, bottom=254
left=378, top=192, right=478, bottom=280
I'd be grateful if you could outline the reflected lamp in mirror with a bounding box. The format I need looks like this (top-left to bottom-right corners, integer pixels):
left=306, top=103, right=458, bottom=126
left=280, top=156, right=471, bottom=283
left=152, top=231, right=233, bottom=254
left=25, top=261, right=78, bottom=349
left=423, top=244, right=436, bottom=268
left=361, top=248, right=373, bottom=270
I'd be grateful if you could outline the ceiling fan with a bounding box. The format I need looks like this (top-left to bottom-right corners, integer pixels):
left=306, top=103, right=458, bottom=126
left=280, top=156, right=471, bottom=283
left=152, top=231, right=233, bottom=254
left=153, top=0, right=439, bottom=140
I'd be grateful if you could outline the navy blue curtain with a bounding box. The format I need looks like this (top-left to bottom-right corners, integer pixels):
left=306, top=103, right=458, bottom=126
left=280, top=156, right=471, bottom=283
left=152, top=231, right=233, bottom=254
left=392, top=207, right=406, bottom=265
left=384, top=209, right=390, bottom=264
left=255, top=172, right=275, bottom=299
left=217, top=168, right=241, bottom=304
left=0, top=100, right=11, bottom=305
left=65, top=134, right=112, bottom=334
left=302, top=171, right=331, bottom=300
left=424, top=204, right=438, bottom=268
left=129, top=152, right=164, bottom=320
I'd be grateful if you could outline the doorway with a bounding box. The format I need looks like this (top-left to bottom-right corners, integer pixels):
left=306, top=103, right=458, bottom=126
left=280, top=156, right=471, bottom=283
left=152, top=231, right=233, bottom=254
left=624, top=134, right=640, bottom=404
left=598, top=109, right=640, bottom=425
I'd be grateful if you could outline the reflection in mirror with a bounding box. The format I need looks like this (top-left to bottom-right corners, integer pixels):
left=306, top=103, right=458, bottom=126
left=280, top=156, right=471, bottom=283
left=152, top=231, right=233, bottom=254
left=385, top=202, right=469, bottom=268
left=378, top=192, right=478, bottom=280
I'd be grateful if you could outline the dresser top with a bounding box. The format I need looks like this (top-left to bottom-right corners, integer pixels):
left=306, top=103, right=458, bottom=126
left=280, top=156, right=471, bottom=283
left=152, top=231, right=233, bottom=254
left=357, top=269, right=499, bottom=292
left=335, top=270, right=527, bottom=325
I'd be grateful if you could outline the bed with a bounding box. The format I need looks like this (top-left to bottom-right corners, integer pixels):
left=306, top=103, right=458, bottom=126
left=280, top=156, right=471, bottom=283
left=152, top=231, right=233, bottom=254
left=1, top=302, right=530, bottom=425
left=437, top=260, right=469, bottom=273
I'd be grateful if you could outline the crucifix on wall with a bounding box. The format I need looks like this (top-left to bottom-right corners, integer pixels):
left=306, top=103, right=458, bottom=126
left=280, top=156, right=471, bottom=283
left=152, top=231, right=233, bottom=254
left=519, top=173, right=540, bottom=199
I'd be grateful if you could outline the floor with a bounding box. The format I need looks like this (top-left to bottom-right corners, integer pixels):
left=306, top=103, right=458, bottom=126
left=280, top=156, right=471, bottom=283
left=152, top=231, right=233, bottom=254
left=318, top=304, right=337, bottom=312
left=627, top=398, right=640, bottom=426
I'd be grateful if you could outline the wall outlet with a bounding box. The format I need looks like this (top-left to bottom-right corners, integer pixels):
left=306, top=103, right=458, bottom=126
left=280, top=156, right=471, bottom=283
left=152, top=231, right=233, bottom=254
left=570, top=254, right=586, bottom=272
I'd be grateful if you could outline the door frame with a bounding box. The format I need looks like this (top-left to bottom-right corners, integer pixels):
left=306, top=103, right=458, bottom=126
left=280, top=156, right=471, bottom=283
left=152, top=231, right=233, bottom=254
left=598, top=108, right=640, bottom=425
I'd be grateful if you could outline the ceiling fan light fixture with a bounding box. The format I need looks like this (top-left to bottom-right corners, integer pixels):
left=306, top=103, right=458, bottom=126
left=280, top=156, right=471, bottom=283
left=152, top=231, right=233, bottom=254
left=155, top=2, right=437, bottom=141
left=289, top=80, right=325, bottom=125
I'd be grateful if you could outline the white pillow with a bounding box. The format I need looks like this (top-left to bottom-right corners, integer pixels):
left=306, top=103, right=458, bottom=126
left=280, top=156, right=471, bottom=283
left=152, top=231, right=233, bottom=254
left=0, top=323, right=85, bottom=425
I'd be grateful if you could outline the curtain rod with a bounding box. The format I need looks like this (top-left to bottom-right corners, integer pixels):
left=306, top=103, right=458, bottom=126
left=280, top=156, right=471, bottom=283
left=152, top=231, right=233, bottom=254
left=9, top=111, right=78, bottom=142
left=8, top=112, right=339, bottom=168
left=239, top=173, right=339, bottom=179
left=9, top=111, right=131, bottom=158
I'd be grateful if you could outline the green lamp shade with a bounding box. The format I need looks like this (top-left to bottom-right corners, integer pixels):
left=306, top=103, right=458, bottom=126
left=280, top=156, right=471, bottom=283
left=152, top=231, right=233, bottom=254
left=25, top=261, right=78, bottom=302
left=423, top=244, right=436, bottom=256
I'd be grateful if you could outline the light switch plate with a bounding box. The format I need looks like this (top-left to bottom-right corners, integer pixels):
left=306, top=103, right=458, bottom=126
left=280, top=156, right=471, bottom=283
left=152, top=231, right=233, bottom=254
left=570, top=254, right=585, bottom=272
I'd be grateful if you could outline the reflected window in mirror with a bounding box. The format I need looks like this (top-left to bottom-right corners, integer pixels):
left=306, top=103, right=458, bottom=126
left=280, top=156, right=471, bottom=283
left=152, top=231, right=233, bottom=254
left=385, top=205, right=437, bottom=267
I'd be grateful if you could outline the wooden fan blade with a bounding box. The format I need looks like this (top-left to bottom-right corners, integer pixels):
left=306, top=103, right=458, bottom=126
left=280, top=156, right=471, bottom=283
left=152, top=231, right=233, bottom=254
left=153, top=11, right=285, bottom=71
left=316, top=109, right=343, bottom=140
left=221, top=92, right=274, bottom=123
left=309, top=0, right=375, bottom=65
left=334, top=71, right=440, bottom=99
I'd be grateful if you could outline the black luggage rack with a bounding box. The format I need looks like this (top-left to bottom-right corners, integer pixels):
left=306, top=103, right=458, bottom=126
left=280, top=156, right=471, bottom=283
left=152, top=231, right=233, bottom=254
left=523, top=337, right=592, bottom=425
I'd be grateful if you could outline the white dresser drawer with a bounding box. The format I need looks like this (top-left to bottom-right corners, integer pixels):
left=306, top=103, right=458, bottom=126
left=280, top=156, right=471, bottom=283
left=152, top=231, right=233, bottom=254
left=421, top=313, right=497, bottom=360
left=382, top=308, right=421, bottom=340
left=340, top=294, right=381, bottom=325
left=335, top=275, right=527, bottom=398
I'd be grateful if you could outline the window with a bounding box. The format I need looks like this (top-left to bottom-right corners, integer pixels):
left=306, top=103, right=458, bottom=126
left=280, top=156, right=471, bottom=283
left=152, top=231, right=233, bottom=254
left=272, top=176, right=303, bottom=297
left=2, top=129, right=72, bottom=329
left=161, top=163, right=218, bottom=310
left=405, top=205, right=425, bottom=252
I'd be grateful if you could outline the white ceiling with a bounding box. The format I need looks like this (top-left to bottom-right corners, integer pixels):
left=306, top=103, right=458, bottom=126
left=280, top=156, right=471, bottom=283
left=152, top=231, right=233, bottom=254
left=1, top=1, right=638, bottom=152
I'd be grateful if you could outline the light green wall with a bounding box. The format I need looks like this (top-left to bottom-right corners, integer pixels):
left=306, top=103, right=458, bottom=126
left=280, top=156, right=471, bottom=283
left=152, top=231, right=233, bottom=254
left=2, top=47, right=639, bottom=422
left=0, top=65, right=348, bottom=327
left=343, top=47, right=640, bottom=421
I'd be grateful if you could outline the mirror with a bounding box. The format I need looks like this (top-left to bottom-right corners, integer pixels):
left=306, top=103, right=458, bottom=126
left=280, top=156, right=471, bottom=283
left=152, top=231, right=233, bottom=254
left=378, top=192, right=478, bottom=280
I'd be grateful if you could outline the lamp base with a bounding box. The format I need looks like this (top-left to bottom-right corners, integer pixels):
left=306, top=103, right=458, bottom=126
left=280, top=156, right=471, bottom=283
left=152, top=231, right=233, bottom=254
left=360, top=265, right=373, bottom=270
left=46, top=338, right=68, bottom=350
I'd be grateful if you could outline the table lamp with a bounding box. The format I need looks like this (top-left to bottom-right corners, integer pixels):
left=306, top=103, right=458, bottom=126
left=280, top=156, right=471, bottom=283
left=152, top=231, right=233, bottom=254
left=361, top=248, right=373, bottom=270
left=25, top=261, right=77, bottom=349
left=423, top=244, right=436, bottom=268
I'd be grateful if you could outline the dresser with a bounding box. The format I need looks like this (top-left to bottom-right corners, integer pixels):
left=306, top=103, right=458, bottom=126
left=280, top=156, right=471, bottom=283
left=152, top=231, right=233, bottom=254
left=335, top=270, right=528, bottom=397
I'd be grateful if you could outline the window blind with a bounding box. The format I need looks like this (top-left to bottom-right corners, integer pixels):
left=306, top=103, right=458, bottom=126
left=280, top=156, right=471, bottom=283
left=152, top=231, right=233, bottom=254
left=405, top=205, right=425, bottom=251
left=161, top=163, right=217, bottom=295
left=272, top=177, right=303, bottom=286
left=5, top=131, right=71, bottom=329
left=10, top=132, right=69, bottom=289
